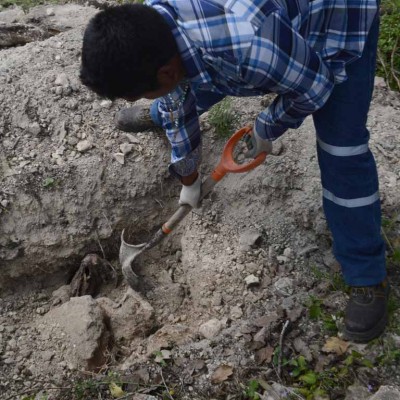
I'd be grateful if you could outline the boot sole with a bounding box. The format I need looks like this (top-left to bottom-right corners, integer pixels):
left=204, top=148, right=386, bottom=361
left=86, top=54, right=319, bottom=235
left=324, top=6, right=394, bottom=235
left=343, top=311, right=388, bottom=343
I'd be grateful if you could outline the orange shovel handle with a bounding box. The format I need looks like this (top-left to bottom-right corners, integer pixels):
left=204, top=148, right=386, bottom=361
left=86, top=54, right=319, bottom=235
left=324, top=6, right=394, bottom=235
left=211, top=126, right=267, bottom=182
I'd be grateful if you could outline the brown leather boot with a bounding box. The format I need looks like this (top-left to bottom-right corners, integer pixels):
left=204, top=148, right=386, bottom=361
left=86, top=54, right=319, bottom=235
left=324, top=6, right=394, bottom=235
left=115, top=105, right=155, bottom=132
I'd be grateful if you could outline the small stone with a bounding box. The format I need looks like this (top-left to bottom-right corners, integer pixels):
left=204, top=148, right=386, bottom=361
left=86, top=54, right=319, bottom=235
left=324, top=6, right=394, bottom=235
left=230, top=306, right=243, bottom=320
left=283, top=248, right=294, bottom=259
left=27, top=122, right=41, bottom=136
left=199, top=318, right=223, bottom=339
left=125, top=133, right=140, bottom=144
left=55, top=73, right=69, bottom=87
left=46, top=7, right=55, bottom=16
left=113, top=153, right=125, bottom=165
left=100, top=100, right=112, bottom=109
left=1, top=199, right=9, bottom=208
left=245, top=274, right=260, bottom=287
left=76, top=140, right=92, bottom=152
left=120, top=143, right=134, bottom=155
left=274, top=277, right=294, bottom=296
left=239, top=229, right=262, bottom=251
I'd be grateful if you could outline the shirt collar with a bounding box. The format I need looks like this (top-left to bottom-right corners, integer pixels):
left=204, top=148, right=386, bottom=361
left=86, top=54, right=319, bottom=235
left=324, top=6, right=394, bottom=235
left=152, top=3, right=213, bottom=87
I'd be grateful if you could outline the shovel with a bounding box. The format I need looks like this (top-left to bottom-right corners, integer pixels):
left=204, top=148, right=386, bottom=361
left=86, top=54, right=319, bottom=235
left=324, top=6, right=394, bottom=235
left=119, top=126, right=267, bottom=289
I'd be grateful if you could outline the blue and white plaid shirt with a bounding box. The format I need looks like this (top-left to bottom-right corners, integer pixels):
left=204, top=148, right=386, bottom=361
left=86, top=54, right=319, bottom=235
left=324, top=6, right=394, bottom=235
left=146, top=0, right=378, bottom=177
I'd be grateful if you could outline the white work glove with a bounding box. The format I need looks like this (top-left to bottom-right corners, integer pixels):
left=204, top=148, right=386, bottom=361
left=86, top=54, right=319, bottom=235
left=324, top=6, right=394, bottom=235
left=244, top=125, right=273, bottom=158
left=179, top=174, right=201, bottom=208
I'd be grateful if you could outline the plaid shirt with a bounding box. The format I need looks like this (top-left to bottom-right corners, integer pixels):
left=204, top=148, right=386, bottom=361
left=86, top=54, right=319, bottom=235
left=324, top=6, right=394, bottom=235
left=146, top=0, right=378, bottom=177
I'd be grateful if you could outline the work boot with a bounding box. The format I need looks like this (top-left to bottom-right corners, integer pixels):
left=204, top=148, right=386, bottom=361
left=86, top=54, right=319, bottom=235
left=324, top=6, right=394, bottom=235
left=115, top=105, right=155, bottom=132
left=343, top=279, right=389, bottom=342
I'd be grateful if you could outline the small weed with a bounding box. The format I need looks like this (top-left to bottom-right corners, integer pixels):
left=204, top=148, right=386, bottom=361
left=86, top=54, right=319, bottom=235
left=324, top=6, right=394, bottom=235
left=73, top=378, right=102, bottom=400
left=310, top=265, right=348, bottom=292
left=307, top=296, right=340, bottom=335
left=378, top=0, right=400, bottom=91
left=42, top=177, right=56, bottom=188
left=242, top=380, right=261, bottom=400
left=284, top=353, right=374, bottom=399
left=208, top=97, right=238, bottom=138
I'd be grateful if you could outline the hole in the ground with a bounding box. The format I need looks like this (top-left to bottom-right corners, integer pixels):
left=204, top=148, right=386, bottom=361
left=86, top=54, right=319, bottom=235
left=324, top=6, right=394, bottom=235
left=0, top=23, right=61, bottom=49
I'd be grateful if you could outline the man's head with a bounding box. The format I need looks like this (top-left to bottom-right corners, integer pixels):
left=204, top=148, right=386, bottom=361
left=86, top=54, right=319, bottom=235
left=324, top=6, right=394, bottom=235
left=80, top=4, right=183, bottom=100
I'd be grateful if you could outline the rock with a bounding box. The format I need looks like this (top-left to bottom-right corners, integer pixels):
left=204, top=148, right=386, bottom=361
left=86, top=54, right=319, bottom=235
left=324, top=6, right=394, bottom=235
left=293, top=337, right=312, bottom=362
left=43, top=296, right=109, bottom=370
left=147, top=324, right=195, bottom=354
left=274, top=277, right=294, bottom=296
left=245, top=274, right=260, bottom=287
left=199, top=318, right=223, bottom=339
left=46, top=8, right=55, bottom=16
left=374, top=76, right=387, bottom=88
left=283, top=248, right=294, bottom=259
left=100, top=100, right=112, bottom=109
left=131, top=395, right=158, bottom=400
left=344, top=383, right=372, bottom=400
left=76, top=140, right=92, bottom=152
left=369, top=386, right=400, bottom=400
left=51, top=285, right=71, bottom=306
left=230, top=306, right=243, bottom=320
left=96, top=289, right=155, bottom=342
left=120, top=143, right=134, bottom=155
left=54, top=73, right=69, bottom=87
left=125, top=133, right=140, bottom=144
left=239, top=229, right=262, bottom=251
left=0, top=6, right=25, bottom=24
left=113, top=153, right=125, bottom=165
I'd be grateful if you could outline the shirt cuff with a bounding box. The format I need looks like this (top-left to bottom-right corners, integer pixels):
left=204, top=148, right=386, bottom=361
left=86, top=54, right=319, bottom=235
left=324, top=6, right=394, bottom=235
left=168, top=142, right=202, bottom=179
left=254, top=116, right=288, bottom=141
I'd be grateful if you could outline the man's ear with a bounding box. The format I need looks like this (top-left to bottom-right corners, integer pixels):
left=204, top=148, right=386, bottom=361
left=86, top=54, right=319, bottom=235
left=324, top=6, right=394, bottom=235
left=157, top=55, right=183, bottom=87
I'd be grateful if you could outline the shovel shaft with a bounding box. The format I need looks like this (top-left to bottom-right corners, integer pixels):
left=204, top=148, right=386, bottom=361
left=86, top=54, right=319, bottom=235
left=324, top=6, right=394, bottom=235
left=162, top=175, right=218, bottom=234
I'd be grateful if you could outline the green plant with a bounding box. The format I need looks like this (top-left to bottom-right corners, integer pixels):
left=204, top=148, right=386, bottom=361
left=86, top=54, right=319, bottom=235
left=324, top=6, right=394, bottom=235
left=377, top=0, right=400, bottom=91
left=285, top=353, right=373, bottom=400
left=307, top=296, right=340, bottom=335
left=208, top=97, right=238, bottom=137
left=42, top=177, right=56, bottom=188
left=310, top=266, right=348, bottom=292
left=242, top=380, right=261, bottom=400
left=73, top=378, right=103, bottom=400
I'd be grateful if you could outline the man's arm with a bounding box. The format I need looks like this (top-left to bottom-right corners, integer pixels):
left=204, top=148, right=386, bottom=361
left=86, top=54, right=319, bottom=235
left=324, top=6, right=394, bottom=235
left=245, top=10, right=336, bottom=141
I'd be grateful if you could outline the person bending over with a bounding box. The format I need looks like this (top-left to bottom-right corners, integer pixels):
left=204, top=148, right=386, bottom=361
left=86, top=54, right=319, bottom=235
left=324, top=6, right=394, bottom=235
left=80, top=0, right=388, bottom=343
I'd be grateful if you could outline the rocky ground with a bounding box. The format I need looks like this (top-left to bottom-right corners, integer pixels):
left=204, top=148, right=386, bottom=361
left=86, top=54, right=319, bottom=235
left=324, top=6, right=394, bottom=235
left=1, top=3, right=400, bottom=400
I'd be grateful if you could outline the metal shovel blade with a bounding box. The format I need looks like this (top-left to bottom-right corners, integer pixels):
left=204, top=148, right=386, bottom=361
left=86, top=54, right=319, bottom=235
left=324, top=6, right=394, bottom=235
left=119, top=229, right=145, bottom=290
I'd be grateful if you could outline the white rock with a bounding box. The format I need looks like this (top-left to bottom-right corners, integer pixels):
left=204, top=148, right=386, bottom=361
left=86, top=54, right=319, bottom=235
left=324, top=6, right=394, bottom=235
left=54, top=73, right=69, bottom=87
left=125, top=133, right=140, bottom=144
left=283, top=248, right=294, bottom=259
left=113, top=153, right=125, bottom=165
left=245, top=274, right=260, bottom=287
left=230, top=306, right=243, bottom=320
left=369, top=386, right=400, bottom=400
left=27, top=122, right=41, bottom=136
left=100, top=100, right=112, bottom=109
left=199, top=318, right=223, bottom=339
left=120, top=143, right=134, bottom=155
left=274, top=277, right=294, bottom=296
left=46, top=7, right=55, bottom=16
left=76, top=140, right=92, bottom=152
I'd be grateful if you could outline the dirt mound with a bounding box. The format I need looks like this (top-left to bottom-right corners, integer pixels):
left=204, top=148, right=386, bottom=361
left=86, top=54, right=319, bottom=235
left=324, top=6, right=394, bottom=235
left=1, top=4, right=400, bottom=400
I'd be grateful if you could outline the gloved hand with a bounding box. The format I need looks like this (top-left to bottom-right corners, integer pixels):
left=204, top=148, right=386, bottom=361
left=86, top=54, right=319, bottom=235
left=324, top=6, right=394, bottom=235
left=243, top=125, right=273, bottom=158
left=179, top=174, right=201, bottom=208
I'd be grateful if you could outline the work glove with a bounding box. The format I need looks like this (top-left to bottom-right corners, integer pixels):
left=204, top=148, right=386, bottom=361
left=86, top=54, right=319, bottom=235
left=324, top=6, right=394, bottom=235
left=179, top=174, right=201, bottom=208
left=243, top=125, right=273, bottom=158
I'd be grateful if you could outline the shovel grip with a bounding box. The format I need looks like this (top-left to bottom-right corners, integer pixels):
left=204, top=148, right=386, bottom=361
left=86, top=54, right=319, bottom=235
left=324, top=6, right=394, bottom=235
left=162, top=175, right=217, bottom=234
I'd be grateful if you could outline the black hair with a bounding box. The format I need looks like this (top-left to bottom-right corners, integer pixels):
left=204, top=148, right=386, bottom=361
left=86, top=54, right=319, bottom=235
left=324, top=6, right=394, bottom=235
left=80, top=4, right=178, bottom=99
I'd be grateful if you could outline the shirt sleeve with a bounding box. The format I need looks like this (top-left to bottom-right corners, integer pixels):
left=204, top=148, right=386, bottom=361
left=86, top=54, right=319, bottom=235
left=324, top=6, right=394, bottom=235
left=245, top=10, right=336, bottom=140
left=157, top=82, right=202, bottom=178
